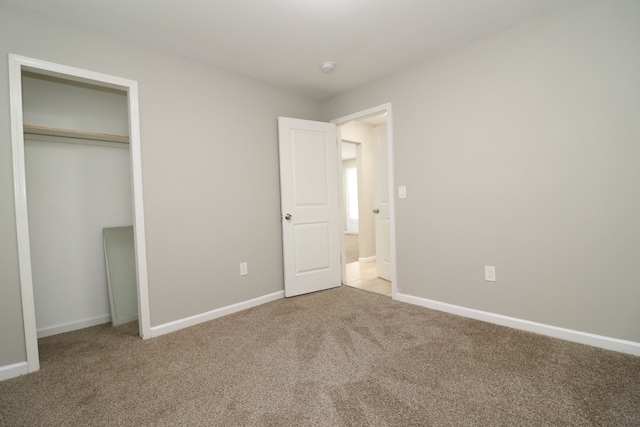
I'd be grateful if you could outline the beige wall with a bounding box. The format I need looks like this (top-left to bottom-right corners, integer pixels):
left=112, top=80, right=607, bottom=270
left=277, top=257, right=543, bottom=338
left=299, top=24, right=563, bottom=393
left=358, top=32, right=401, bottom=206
left=341, top=121, right=376, bottom=259
left=0, top=3, right=320, bottom=367
left=322, top=0, right=640, bottom=342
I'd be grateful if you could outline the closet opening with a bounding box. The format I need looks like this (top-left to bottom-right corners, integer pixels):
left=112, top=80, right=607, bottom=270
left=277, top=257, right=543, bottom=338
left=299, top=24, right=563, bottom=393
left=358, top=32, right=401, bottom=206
left=23, top=71, right=135, bottom=336
left=9, top=55, right=150, bottom=375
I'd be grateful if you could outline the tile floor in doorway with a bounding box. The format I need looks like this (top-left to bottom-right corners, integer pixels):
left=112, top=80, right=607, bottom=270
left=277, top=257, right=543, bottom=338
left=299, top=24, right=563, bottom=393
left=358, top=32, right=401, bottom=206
left=345, top=260, right=392, bottom=296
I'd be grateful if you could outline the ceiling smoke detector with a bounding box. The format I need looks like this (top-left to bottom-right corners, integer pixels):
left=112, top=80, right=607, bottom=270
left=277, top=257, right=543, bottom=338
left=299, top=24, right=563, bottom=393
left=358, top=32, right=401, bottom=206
left=320, top=61, right=336, bottom=73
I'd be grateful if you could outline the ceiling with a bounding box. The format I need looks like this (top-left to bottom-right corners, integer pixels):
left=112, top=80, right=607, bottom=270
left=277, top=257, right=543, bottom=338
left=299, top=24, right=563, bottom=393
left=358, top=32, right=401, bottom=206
left=7, top=0, right=576, bottom=100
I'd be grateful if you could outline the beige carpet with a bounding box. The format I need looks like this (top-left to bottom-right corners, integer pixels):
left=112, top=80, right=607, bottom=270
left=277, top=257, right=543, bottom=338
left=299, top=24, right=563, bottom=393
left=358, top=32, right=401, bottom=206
left=1, top=286, right=639, bottom=426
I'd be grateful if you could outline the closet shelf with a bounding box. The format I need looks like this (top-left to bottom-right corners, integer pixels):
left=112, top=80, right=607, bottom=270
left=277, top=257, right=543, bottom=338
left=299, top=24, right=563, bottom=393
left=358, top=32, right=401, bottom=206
left=23, top=124, right=129, bottom=144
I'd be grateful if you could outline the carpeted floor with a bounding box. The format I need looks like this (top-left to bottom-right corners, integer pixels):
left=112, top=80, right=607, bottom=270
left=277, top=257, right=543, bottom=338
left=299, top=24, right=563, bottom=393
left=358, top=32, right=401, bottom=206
left=1, top=286, right=639, bottom=426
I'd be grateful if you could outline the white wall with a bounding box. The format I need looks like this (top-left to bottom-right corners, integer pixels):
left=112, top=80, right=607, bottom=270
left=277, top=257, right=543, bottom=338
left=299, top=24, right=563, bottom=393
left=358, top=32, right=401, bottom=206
left=341, top=121, right=375, bottom=259
left=25, top=140, right=132, bottom=337
left=22, top=72, right=129, bottom=135
left=322, top=0, right=640, bottom=343
left=342, top=157, right=357, bottom=234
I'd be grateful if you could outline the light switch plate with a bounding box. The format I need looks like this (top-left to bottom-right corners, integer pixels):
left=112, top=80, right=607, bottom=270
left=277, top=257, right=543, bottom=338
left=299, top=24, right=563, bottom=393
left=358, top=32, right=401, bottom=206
left=240, top=262, right=248, bottom=276
left=398, top=186, right=407, bottom=199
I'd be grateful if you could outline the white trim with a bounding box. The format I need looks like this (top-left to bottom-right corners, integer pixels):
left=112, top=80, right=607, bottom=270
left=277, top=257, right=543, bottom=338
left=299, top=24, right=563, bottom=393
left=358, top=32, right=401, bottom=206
left=9, top=54, right=39, bottom=373
left=0, top=362, right=29, bottom=382
left=332, top=104, right=391, bottom=126
left=150, top=291, right=284, bottom=338
left=358, top=255, right=376, bottom=263
left=127, top=79, right=152, bottom=339
left=336, top=125, right=347, bottom=283
left=8, top=54, right=151, bottom=376
left=36, top=315, right=112, bottom=339
left=396, top=293, right=640, bottom=356
left=331, top=103, right=397, bottom=298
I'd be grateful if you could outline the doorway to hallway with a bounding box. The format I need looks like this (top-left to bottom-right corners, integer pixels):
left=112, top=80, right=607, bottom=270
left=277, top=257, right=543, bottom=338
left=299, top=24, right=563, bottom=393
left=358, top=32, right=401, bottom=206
left=336, top=105, right=395, bottom=297
left=344, top=261, right=391, bottom=296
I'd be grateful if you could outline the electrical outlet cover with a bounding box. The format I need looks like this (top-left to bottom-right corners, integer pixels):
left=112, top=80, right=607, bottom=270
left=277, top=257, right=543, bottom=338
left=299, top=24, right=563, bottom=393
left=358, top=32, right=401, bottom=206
left=485, top=266, right=496, bottom=282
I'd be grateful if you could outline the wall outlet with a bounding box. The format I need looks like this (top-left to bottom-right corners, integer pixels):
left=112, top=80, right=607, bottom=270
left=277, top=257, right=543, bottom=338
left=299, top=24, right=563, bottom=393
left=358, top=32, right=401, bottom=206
left=484, top=266, right=496, bottom=282
left=240, top=262, right=248, bottom=276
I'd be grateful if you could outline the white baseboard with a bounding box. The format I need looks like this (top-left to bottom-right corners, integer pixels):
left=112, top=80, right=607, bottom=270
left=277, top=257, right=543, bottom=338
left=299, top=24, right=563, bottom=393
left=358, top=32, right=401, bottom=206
left=0, top=361, right=28, bottom=381
left=150, top=290, right=284, bottom=338
left=395, top=293, right=640, bottom=357
left=358, top=255, right=376, bottom=263
left=37, top=314, right=112, bottom=338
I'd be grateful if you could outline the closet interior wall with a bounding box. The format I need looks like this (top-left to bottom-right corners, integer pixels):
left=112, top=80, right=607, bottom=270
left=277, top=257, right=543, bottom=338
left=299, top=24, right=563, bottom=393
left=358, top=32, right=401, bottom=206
left=22, top=72, right=133, bottom=338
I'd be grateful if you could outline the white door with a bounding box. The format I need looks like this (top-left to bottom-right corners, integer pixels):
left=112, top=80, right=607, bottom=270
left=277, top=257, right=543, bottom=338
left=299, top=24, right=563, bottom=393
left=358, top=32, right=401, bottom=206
left=373, top=124, right=392, bottom=281
left=278, top=117, right=342, bottom=297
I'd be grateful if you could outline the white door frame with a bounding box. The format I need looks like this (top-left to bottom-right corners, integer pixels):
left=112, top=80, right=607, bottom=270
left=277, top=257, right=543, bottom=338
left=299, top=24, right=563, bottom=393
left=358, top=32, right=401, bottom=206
left=8, top=54, right=151, bottom=374
left=331, top=103, right=397, bottom=298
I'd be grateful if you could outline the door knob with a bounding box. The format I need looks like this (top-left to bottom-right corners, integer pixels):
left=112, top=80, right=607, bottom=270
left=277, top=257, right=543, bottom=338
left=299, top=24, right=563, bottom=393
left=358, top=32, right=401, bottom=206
left=373, top=209, right=379, bottom=214
left=284, top=213, right=292, bottom=220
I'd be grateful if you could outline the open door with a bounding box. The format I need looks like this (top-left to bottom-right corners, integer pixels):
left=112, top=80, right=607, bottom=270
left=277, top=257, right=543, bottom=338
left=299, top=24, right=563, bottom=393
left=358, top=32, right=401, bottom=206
left=278, top=117, right=341, bottom=297
left=373, top=124, right=392, bottom=281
